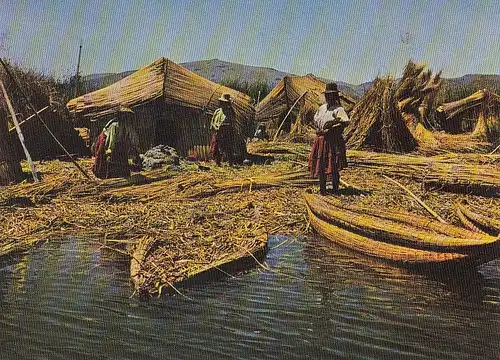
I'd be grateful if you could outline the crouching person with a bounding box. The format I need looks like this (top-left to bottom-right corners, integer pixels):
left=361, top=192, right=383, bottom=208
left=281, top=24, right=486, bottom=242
left=92, top=106, right=141, bottom=179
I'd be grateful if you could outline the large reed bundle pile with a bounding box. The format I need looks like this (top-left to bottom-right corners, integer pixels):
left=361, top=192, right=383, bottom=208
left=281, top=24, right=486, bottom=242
left=0, top=60, right=66, bottom=120
left=345, top=61, right=442, bottom=153
left=344, top=77, right=417, bottom=152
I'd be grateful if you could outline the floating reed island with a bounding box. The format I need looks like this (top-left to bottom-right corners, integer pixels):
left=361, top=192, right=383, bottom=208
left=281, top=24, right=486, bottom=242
left=1, top=138, right=499, bottom=297
left=1, top=58, right=499, bottom=297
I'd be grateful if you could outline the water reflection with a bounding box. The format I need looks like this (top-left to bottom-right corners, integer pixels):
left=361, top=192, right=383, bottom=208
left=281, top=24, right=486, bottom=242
left=0, top=236, right=498, bottom=359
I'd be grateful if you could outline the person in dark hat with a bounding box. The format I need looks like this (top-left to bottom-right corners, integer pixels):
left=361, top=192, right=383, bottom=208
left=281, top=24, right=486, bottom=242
left=92, top=105, right=141, bottom=178
left=308, top=83, right=350, bottom=194
left=210, top=93, right=235, bottom=166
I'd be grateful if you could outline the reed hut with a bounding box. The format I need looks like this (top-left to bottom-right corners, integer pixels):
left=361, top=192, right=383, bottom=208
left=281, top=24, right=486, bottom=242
left=255, top=74, right=355, bottom=136
left=436, top=89, right=500, bottom=142
left=66, top=58, right=255, bottom=159
left=345, top=61, right=442, bottom=153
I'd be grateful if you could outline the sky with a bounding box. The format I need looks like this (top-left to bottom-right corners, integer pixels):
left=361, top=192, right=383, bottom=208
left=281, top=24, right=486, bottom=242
left=0, top=0, right=498, bottom=84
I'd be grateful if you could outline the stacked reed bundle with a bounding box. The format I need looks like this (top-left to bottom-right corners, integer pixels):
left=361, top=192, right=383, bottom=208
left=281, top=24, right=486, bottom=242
left=348, top=150, right=500, bottom=196
left=345, top=77, right=417, bottom=153
left=437, top=89, right=500, bottom=143
left=189, top=170, right=317, bottom=197
left=344, top=61, right=442, bottom=153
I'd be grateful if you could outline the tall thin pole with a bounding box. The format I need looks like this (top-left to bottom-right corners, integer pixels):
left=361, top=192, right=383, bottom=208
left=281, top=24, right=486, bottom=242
left=74, top=43, right=82, bottom=99
left=0, top=79, right=39, bottom=182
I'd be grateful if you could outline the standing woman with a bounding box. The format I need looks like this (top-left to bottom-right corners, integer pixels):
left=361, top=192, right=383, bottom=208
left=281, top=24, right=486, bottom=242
left=308, top=83, right=350, bottom=195
left=210, top=93, right=235, bottom=166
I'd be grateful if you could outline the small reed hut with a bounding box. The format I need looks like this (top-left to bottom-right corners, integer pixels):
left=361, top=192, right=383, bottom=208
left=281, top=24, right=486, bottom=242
left=255, top=74, right=356, bottom=136
left=436, top=89, right=500, bottom=142
left=66, top=58, right=255, bottom=159
left=1, top=61, right=87, bottom=161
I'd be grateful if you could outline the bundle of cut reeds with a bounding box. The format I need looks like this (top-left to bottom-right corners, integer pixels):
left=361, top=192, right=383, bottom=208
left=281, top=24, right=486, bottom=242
left=190, top=170, right=316, bottom=197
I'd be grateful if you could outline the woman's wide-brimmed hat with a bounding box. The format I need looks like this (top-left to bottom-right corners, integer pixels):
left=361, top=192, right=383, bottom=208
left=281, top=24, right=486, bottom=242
left=218, top=93, right=232, bottom=102
left=323, top=82, right=339, bottom=94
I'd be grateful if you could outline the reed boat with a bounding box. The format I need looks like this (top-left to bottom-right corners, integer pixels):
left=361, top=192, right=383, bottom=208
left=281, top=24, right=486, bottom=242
left=304, top=193, right=500, bottom=269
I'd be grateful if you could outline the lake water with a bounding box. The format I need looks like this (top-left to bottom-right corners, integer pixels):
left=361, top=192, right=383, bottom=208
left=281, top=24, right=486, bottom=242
left=0, top=236, right=499, bottom=360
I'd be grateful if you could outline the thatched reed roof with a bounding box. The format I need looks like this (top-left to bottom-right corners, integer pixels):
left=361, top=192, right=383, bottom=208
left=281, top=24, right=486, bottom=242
left=436, top=89, right=500, bottom=120
left=66, top=57, right=255, bottom=124
left=255, top=74, right=356, bottom=125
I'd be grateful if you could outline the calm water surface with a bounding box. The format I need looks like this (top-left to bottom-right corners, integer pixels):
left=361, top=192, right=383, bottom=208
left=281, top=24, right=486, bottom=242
left=0, top=236, right=499, bottom=360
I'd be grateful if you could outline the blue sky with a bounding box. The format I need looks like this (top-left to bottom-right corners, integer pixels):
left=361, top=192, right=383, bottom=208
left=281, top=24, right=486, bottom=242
left=0, top=0, right=498, bottom=84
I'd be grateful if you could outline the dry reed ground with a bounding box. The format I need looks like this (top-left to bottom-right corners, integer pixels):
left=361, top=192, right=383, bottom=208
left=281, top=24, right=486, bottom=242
left=0, top=145, right=498, bottom=296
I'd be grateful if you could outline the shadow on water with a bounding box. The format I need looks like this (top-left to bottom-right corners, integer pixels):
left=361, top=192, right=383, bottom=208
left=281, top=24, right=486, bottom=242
left=0, top=235, right=499, bottom=360
left=302, top=234, right=498, bottom=305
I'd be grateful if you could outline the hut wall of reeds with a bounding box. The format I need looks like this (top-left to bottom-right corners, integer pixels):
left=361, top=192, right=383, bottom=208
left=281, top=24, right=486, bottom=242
left=8, top=109, right=89, bottom=160
left=66, top=58, right=255, bottom=158
left=436, top=89, right=500, bottom=142
left=256, top=74, right=356, bottom=135
left=0, top=108, right=22, bottom=185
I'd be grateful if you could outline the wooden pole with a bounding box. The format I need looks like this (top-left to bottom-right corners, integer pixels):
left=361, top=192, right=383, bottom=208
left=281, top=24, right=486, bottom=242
left=8, top=105, right=49, bottom=131
left=383, top=175, right=447, bottom=224
left=0, top=58, right=91, bottom=179
left=0, top=79, right=39, bottom=182
left=74, top=43, right=82, bottom=99
left=273, top=91, right=308, bottom=142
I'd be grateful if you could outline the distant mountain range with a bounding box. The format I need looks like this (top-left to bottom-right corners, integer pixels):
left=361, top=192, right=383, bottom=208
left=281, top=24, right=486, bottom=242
left=80, top=59, right=500, bottom=101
